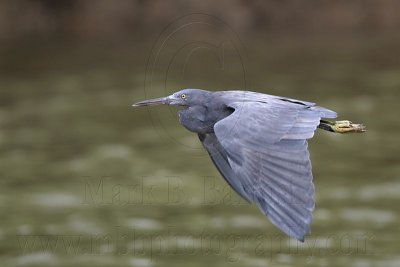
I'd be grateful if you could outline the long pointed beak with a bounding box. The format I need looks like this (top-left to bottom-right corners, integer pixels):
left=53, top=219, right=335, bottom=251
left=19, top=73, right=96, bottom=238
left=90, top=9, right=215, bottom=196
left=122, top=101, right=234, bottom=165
left=132, top=97, right=169, bottom=107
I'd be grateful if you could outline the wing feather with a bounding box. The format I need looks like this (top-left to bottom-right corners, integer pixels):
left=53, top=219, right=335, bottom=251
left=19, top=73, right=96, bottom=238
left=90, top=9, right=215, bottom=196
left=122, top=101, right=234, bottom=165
left=199, top=133, right=252, bottom=202
left=209, top=96, right=335, bottom=241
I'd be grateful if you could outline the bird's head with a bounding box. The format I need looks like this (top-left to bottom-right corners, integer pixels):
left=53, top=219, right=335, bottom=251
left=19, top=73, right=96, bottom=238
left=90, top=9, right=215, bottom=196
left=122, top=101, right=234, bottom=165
left=132, top=89, right=210, bottom=108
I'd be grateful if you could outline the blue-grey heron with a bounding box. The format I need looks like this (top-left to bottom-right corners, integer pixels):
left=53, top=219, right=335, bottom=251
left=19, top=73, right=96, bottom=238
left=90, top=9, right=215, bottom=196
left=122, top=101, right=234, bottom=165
left=133, top=89, right=365, bottom=241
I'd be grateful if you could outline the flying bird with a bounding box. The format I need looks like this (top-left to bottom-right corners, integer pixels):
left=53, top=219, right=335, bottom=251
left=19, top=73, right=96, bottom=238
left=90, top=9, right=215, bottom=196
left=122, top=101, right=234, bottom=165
left=133, top=89, right=365, bottom=241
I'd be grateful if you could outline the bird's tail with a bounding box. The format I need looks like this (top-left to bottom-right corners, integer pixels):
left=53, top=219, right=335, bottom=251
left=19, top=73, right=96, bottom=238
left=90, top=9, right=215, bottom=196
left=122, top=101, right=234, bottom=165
left=318, top=120, right=366, bottom=134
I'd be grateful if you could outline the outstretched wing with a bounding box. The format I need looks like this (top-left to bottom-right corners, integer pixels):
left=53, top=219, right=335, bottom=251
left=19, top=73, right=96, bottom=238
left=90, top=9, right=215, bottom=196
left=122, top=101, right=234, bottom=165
left=199, top=133, right=252, bottom=202
left=212, top=98, right=336, bottom=241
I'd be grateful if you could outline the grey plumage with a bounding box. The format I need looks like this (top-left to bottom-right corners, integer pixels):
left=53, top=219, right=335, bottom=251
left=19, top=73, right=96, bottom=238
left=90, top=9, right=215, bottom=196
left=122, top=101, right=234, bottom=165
left=133, top=89, right=364, bottom=241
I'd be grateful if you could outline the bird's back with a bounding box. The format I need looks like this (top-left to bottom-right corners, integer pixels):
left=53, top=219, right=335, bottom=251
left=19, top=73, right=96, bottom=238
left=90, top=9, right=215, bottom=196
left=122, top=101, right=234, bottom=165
left=215, top=90, right=314, bottom=106
left=213, top=90, right=337, bottom=119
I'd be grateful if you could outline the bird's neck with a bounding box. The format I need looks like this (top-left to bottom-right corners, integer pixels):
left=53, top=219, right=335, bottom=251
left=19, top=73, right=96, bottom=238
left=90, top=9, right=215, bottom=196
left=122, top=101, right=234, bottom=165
left=179, top=105, right=214, bottom=134
left=178, top=100, right=233, bottom=134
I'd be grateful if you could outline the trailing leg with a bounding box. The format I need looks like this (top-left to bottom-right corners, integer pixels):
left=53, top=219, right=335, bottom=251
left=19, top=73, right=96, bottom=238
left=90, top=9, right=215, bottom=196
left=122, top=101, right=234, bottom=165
left=318, top=120, right=366, bottom=134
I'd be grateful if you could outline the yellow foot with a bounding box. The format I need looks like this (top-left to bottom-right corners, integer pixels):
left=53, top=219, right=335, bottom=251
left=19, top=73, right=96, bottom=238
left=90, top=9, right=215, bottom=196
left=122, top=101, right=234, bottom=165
left=331, top=120, right=366, bottom=134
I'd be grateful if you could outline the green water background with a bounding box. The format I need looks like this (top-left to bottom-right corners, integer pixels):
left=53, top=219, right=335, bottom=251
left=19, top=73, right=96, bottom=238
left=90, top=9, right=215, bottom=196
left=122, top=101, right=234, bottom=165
left=0, top=35, right=399, bottom=266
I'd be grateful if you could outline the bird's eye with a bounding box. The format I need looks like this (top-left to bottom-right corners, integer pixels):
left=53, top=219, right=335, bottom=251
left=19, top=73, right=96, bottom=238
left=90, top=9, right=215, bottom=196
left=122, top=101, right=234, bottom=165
left=181, top=94, right=187, bottom=99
